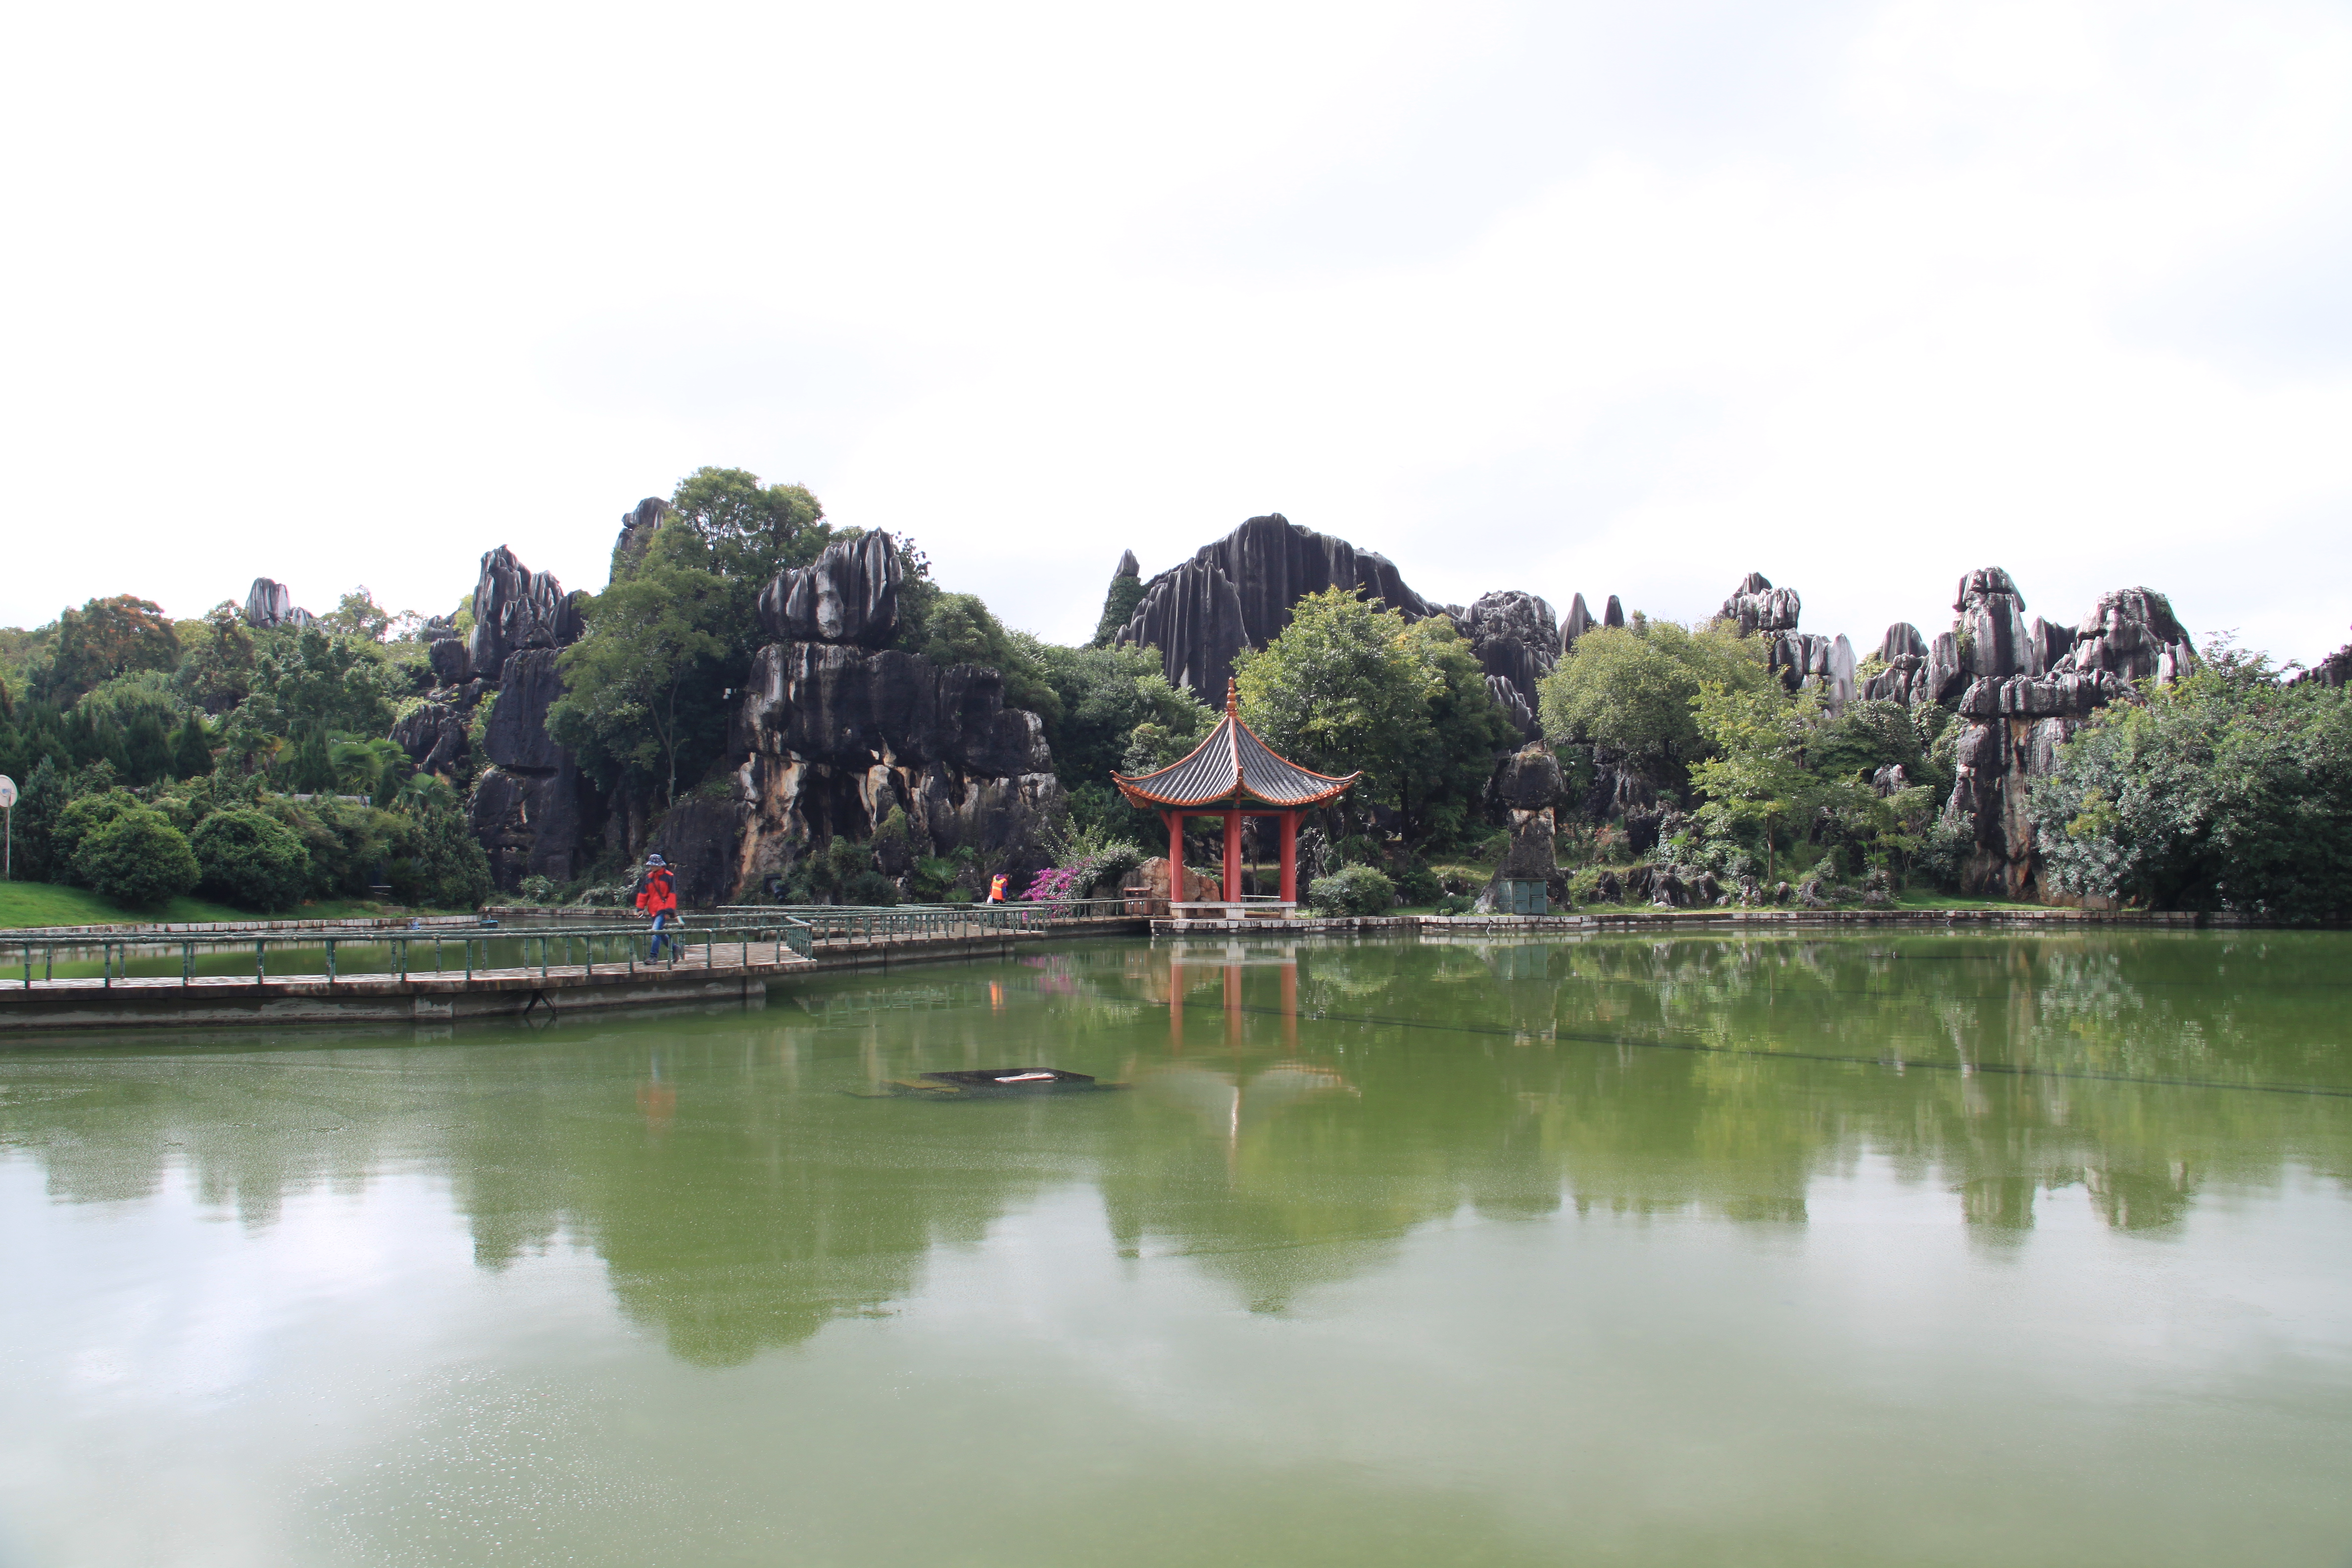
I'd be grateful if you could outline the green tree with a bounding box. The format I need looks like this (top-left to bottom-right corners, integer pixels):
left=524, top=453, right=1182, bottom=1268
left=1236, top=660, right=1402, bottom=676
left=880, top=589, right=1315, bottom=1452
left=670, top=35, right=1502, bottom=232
left=30, top=595, right=182, bottom=707
left=1235, top=588, right=1425, bottom=786
left=1391, top=616, right=1520, bottom=846
left=319, top=588, right=395, bottom=643
left=1687, top=684, right=1834, bottom=884
left=550, top=560, right=733, bottom=804
left=50, top=790, right=151, bottom=882
left=1091, top=574, right=1148, bottom=647
left=2033, top=649, right=2352, bottom=921
left=1537, top=620, right=1768, bottom=782
left=662, top=467, right=837, bottom=588
left=171, top=714, right=215, bottom=779
left=406, top=796, right=492, bottom=909
left=1233, top=588, right=1469, bottom=836
left=173, top=602, right=258, bottom=714
left=1032, top=640, right=1214, bottom=785
left=191, top=809, right=313, bottom=911
left=226, top=625, right=402, bottom=772
left=75, top=808, right=200, bottom=909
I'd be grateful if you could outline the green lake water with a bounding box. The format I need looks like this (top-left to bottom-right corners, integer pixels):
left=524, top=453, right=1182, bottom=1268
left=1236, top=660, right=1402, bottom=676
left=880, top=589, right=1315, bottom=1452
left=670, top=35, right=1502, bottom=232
left=3, top=930, right=2348, bottom=1567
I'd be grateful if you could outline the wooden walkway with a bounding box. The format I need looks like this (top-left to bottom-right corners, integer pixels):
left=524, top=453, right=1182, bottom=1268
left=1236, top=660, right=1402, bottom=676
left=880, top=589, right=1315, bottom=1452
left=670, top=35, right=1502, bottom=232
left=0, top=920, right=1154, bottom=1035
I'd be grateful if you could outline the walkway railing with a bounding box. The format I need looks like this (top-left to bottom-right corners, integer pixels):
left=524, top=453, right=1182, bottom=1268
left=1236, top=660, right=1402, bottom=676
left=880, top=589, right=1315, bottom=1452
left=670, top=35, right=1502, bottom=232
left=3, top=899, right=1146, bottom=992
left=740, top=898, right=1141, bottom=941
left=6, top=915, right=816, bottom=990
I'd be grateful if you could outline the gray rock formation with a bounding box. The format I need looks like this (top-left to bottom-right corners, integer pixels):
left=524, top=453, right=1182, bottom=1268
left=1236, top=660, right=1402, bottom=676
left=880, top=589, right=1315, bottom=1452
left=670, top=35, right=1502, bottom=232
left=1720, top=572, right=1802, bottom=636
left=2292, top=627, right=2352, bottom=689
left=1559, top=593, right=1597, bottom=657
left=1117, top=514, right=1436, bottom=700
left=1461, top=590, right=1558, bottom=716
left=1937, top=573, right=2193, bottom=898
left=482, top=649, right=569, bottom=772
left=470, top=760, right=598, bottom=888
left=1486, top=676, right=1540, bottom=741
left=757, top=532, right=903, bottom=648
left=1878, top=623, right=1929, bottom=662
left=1490, top=741, right=1566, bottom=813
left=1478, top=742, right=1569, bottom=911
left=2062, top=588, right=2194, bottom=683
left=1604, top=595, right=1626, bottom=629
left=610, top=496, right=668, bottom=581
left=723, top=640, right=1067, bottom=900
left=241, top=578, right=314, bottom=630
left=390, top=700, right=471, bottom=781
left=467, top=546, right=583, bottom=682
left=393, top=545, right=599, bottom=892
left=1864, top=621, right=1956, bottom=705
left=1113, top=549, right=1140, bottom=580
left=1955, top=568, right=2037, bottom=681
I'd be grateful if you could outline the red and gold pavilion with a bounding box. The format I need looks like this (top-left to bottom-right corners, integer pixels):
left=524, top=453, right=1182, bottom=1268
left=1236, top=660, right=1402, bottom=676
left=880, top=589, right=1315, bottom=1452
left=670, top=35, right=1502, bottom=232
left=1110, top=680, right=1360, bottom=904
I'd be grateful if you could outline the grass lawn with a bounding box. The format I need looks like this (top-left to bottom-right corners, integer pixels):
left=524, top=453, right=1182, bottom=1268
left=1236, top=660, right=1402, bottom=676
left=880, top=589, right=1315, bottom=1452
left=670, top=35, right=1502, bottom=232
left=0, top=882, right=438, bottom=930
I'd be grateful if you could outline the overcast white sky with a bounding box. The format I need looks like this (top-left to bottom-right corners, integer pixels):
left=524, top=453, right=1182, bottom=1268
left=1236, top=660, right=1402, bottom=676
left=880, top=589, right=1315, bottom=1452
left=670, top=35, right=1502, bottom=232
left=3, top=0, right=2348, bottom=662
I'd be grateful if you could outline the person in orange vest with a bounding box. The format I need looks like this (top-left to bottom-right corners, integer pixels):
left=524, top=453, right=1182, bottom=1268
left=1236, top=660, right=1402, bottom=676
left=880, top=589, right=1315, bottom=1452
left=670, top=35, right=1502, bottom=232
left=636, top=853, right=679, bottom=958
left=986, top=872, right=1009, bottom=904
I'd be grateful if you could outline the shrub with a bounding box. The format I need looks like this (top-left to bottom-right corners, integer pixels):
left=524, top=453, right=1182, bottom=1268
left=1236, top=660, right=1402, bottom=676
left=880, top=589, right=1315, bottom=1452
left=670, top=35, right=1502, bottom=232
left=1435, top=893, right=1476, bottom=916
left=1307, top=864, right=1396, bottom=916
left=1394, top=863, right=1443, bottom=906
left=191, top=808, right=313, bottom=911
left=75, top=808, right=200, bottom=909
left=408, top=804, right=492, bottom=910
left=518, top=874, right=557, bottom=905
left=51, top=791, right=151, bottom=883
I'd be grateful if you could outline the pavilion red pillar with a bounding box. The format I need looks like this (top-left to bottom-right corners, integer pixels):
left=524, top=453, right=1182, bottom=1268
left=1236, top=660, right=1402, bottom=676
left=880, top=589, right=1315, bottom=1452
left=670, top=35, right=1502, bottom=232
left=1222, top=809, right=1242, bottom=901
left=1278, top=812, right=1299, bottom=903
left=1164, top=811, right=1185, bottom=903
left=1169, top=955, right=1183, bottom=1050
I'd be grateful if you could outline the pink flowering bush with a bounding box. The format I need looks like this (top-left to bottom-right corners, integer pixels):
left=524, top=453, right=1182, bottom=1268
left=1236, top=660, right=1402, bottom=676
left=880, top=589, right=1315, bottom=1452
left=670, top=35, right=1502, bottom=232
left=1019, top=865, right=1088, bottom=909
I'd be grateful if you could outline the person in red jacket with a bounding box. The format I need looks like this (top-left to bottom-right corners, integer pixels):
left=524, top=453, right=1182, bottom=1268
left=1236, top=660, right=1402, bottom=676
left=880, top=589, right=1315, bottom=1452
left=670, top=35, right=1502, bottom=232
left=636, top=853, right=679, bottom=959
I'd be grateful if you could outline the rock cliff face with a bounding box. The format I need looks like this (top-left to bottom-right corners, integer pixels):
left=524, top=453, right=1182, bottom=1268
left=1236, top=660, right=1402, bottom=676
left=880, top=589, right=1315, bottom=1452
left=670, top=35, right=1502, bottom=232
left=468, top=546, right=584, bottom=683
left=1460, top=590, right=1558, bottom=735
left=649, top=533, right=1072, bottom=902
left=241, top=579, right=314, bottom=629
left=1117, top=514, right=1436, bottom=700
left=757, top=532, right=901, bottom=647
left=1719, top=572, right=1801, bottom=636
left=387, top=545, right=603, bottom=892
left=1930, top=571, right=2194, bottom=899
left=610, top=497, right=667, bottom=581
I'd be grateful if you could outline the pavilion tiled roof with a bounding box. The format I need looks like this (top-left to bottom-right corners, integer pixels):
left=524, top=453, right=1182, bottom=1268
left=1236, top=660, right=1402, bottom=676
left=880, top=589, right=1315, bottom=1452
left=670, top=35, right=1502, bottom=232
left=1112, top=681, right=1361, bottom=810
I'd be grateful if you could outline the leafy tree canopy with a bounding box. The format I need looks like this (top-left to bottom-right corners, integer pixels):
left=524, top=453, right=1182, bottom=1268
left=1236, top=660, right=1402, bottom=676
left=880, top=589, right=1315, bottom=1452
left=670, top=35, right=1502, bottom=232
left=1537, top=619, right=1767, bottom=780
left=1233, top=588, right=1516, bottom=844
left=662, top=466, right=837, bottom=588
left=2033, top=647, right=2352, bottom=921
left=551, top=559, right=735, bottom=804
left=31, top=595, right=182, bottom=707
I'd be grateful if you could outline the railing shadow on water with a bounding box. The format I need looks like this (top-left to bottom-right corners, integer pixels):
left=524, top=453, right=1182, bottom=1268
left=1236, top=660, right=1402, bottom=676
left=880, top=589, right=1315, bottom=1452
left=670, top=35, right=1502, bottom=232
left=3, top=899, right=1143, bottom=990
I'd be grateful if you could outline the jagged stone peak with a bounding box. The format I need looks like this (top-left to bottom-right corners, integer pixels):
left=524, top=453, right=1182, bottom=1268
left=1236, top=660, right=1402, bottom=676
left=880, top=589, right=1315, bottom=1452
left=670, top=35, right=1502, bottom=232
left=1879, top=623, right=1928, bottom=662
left=1559, top=593, right=1596, bottom=656
left=612, top=496, right=669, bottom=579
left=1720, top=573, right=1801, bottom=636
left=241, top=578, right=314, bottom=630
left=758, top=531, right=902, bottom=648
left=469, top=546, right=582, bottom=683
left=1116, top=512, right=1436, bottom=699
left=1113, top=549, right=1140, bottom=580
left=1954, top=566, right=2025, bottom=612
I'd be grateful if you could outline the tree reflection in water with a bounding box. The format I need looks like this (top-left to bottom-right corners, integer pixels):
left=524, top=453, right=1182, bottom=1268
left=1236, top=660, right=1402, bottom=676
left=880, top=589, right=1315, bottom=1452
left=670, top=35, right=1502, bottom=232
left=2, top=931, right=2346, bottom=1362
